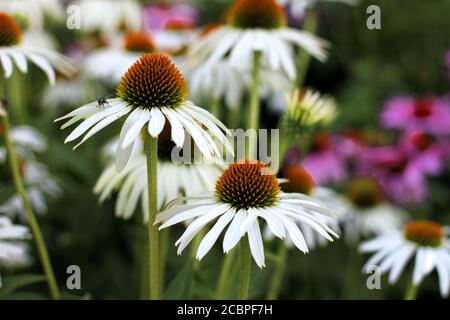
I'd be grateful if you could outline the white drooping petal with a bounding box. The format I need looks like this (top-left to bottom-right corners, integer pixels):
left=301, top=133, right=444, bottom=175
left=196, top=209, right=235, bottom=260
left=247, top=220, right=265, bottom=268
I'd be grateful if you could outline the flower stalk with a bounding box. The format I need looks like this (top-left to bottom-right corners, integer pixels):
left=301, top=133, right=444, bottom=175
left=295, top=9, right=317, bottom=88
left=215, top=249, right=237, bottom=299
left=0, top=104, right=60, bottom=300
left=247, top=50, right=262, bottom=159
left=144, top=130, right=160, bottom=300
left=404, top=279, right=419, bottom=300
left=266, top=241, right=288, bottom=299
left=239, top=238, right=252, bottom=300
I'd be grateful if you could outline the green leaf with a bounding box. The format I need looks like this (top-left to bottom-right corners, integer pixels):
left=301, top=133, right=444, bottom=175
left=163, top=257, right=194, bottom=300
left=0, top=274, right=47, bottom=297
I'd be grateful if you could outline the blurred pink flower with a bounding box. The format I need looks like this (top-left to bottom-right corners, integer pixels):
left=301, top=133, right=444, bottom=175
left=358, top=146, right=429, bottom=206
left=144, top=4, right=198, bottom=32
left=399, top=131, right=449, bottom=176
left=303, top=133, right=348, bottom=185
left=380, top=96, right=450, bottom=135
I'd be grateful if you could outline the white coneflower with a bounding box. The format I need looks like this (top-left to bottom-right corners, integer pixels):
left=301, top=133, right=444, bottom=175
left=342, top=177, right=408, bottom=241
left=56, top=53, right=233, bottom=172
left=0, top=12, right=76, bottom=85
left=94, top=135, right=223, bottom=222
left=284, top=89, right=338, bottom=132
left=0, top=0, right=64, bottom=29
left=277, top=0, right=358, bottom=18
left=75, top=0, right=142, bottom=36
left=189, top=0, right=329, bottom=80
left=0, top=216, right=31, bottom=268
left=157, top=161, right=338, bottom=268
left=83, top=31, right=157, bottom=84
left=360, top=220, right=450, bottom=299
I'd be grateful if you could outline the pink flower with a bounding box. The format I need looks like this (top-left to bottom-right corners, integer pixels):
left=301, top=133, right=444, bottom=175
left=302, top=133, right=348, bottom=185
left=380, top=96, right=450, bottom=135
left=358, top=146, right=429, bottom=206
left=144, top=4, right=198, bottom=32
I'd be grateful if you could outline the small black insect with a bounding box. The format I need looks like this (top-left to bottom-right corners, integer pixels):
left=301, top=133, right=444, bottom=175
left=96, top=95, right=114, bottom=110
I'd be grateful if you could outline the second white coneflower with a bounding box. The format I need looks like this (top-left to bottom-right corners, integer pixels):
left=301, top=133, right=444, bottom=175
left=156, top=160, right=338, bottom=299
left=56, top=53, right=233, bottom=300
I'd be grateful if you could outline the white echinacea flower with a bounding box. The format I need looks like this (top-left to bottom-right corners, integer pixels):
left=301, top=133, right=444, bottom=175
left=189, top=0, right=329, bottom=81
left=156, top=161, right=339, bottom=268
left=360, top=220, right=450, bottom=298
left=0, top=12, right=76, bottom=85
left=0, top=216, right=31, bottom=268
left=55, top=53, right=233, bottom=172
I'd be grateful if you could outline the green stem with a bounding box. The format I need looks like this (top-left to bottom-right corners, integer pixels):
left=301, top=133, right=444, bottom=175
left=341, top=243, right=361, bottom=299
left=295, top=10, right=318, bottom=89
left=404, top=278, right=419, bottom=300
left=239, top=238, right=252, bottom=300
left=159, top=228, right=169, bottom=294
left=0, top=108, right=60, bottom=300
left=227, top=106, right=241, bottom=129
left=266, top=242, right=288, bottom=299
left=144, top=132, right=160, bottom=300
left=7, top=71, right=28, bottom=124
left=215, top=249, right=236, bottom=299
left=246, top=51, right=262, bottom=159
left=210, top=97, right=221, bottom=118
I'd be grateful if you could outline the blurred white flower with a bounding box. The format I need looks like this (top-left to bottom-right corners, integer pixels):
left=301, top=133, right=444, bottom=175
left=157, top=161, right=338, bottom=268
left=284, top=89, right=338, bottom=131
left=42, top=78, right=88, bottom=111
left=0, top=0, right=64, bottom=29
left=190, top=0, right=329, bottom=81
left=0, top=161, right=62, bottom=218
left=94, top=152, right=223, bottom=222
left=83, top=31, right=156, bottom=84
left=0, top=12, right=76, bottom=85
left=278, top=0, right=358, bottom=18
left=360, top=220, right=450, bottom=298
left=0, top=125, right=46, bottom=163
left=0, top=216, right=31, bottom=268
left=75, top=0, right=143, bottom=36
left=341, top=178, right=408, bottom=242
left=188, top=59, right=292, bottom=110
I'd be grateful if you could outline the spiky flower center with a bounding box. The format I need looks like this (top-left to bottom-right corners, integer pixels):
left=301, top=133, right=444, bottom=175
left=226, top=0, right=286, bottom=30
left=123, top=32, right=156, bottom=53
left=413, top=99, right=433, bottom=118
left=117, top=54, right=188, bottom=110
left=0, top=13, right=22, bottom=47
left=281, top=166, right=316, bottom=195
left=347, top=178, right=384, bottom=209
left=215, top=161, right=281, bottom=210
left=404, top=220, right=444, bottom=247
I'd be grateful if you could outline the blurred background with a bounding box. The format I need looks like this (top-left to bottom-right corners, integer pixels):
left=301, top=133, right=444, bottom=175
left=1, top=0, right=450, bottom=299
